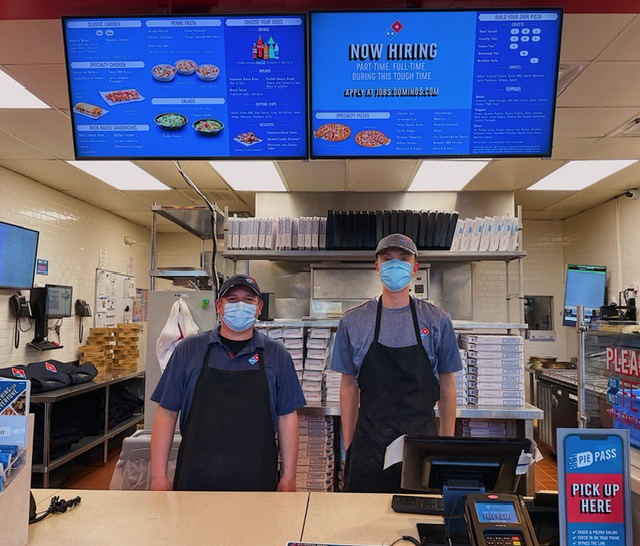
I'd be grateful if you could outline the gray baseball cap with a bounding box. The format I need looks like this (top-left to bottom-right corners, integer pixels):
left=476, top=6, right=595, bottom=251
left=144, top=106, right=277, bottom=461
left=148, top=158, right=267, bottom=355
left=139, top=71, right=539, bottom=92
left=375, top=233, right=418, bottom=255
left=218, top=274, right=261, bottom=299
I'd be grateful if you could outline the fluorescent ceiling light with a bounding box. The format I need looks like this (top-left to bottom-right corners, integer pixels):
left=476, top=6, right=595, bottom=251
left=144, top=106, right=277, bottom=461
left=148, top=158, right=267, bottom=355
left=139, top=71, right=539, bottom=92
left=0, top=69, right=50, bottom=108
left=210, top=161, right=287, bottom=191
left=528, top=160, right=638, bottom=191
left=408, top=160, right=490, bottom=191
left=67, top=161, right=170, bottom=190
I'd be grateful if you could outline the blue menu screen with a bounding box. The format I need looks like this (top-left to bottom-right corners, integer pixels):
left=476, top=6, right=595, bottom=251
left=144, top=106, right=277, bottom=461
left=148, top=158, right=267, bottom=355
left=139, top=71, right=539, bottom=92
left=63, top=15, right=307, bottom=159
left=310, top=9, right=562, bottom=158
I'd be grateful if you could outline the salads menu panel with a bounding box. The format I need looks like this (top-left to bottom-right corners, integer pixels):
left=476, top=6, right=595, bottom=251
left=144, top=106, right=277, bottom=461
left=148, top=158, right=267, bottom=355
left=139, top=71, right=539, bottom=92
left=63, top=15, right=307, bottom=159
left=310, top=9, right=562, bottom=159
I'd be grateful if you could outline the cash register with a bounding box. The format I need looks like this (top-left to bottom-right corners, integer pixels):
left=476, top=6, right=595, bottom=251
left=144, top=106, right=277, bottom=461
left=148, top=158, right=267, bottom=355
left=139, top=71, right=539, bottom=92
left=397, top=436, right=559, bottom=546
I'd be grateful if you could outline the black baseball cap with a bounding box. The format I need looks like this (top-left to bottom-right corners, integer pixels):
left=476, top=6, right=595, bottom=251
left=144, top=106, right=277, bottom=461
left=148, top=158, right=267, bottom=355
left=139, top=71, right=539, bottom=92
left=375, top=233, right=418, bottom=256
left=218, top=274, right=261, bottom=299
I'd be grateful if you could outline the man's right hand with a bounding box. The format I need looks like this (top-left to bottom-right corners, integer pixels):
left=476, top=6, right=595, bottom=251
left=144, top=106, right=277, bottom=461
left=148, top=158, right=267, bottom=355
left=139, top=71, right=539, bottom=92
left=150, top=476, right=173, bottom=491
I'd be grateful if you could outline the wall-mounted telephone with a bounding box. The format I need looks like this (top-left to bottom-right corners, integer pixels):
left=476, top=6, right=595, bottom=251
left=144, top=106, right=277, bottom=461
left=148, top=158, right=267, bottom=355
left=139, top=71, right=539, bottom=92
left=75, top=299, right=92, bottom=317
left=9, top=295, right=32, bottom=318
left=465, top=493, right=539, bottom=546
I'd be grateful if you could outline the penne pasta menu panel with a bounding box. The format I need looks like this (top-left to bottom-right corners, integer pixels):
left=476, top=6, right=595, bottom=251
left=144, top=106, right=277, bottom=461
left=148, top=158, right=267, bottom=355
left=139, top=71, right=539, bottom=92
left=310, top=9, right=562, bottom=159
left=63, top=15, right=307, bottom=159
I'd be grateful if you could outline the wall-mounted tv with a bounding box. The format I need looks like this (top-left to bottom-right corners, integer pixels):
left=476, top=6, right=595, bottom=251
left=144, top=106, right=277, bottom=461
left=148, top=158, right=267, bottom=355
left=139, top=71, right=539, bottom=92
left=309, top=9, right=563, bottom=159
left=563, top=264, right=607, bottom=327
left=0, top=221, right=39, bottom=290
left=62, top=14, right=307, bottom=160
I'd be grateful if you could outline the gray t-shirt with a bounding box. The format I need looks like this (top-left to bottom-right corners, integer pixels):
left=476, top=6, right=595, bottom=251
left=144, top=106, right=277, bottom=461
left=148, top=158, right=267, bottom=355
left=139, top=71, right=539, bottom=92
left=330, top=297, right=463, bottom=382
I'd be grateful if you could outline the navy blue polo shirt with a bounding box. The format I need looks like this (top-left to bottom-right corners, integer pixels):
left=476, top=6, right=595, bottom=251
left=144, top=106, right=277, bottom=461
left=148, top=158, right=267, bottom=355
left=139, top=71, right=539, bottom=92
left=151, top=326, right=306, bottom=432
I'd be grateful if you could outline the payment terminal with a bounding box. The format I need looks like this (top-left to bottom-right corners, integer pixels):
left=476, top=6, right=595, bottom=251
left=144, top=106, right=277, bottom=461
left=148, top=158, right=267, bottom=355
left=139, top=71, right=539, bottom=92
left=465, top=493, right=539, bottom=546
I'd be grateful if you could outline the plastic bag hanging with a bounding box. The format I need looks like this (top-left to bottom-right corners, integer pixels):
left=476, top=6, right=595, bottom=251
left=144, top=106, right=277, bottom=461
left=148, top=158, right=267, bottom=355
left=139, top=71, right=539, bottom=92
left=155, top=298, right=200, bottom=372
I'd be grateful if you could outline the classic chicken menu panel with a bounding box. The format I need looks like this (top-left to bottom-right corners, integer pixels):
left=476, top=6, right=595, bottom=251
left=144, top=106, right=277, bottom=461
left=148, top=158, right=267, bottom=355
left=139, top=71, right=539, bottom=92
left=63, top=15, right=307, bottom=159
left=310, top=9, right=562, bottom=159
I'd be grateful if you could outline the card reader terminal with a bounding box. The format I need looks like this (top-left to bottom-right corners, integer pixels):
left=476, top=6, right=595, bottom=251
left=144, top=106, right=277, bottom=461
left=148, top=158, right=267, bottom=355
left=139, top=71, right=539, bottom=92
left=465, top=493, right=539, bottom=546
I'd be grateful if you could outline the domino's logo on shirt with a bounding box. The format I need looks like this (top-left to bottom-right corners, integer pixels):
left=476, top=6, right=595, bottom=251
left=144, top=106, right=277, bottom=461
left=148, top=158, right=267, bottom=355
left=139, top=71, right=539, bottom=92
left=420, top=327, right=430, bottom=339
left=12, top=368, right=26, bottom=379
left=45, top=362, right=58, bottom=373
left=248, top=353, right=260, bottom=366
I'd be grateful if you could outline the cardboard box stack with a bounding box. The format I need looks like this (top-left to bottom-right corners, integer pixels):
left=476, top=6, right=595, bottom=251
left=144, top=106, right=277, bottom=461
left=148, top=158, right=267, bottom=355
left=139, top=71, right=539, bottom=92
left=111, top=323, right=142, bottom=372
left=456, top=418, right=508, bottom=438
left=306, top=327, right=333, bottom=403
left=460, top=334, right=525, bottom=406
left=80, top=327, right=115, bottom=372
left=296, top=414, right=336, bottom=492
left=455, top=347, right=468, bottom=406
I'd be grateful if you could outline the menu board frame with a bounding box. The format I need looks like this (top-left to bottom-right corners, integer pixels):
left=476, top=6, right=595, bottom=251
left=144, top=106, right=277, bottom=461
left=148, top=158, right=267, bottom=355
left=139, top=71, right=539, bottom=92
left=308, top=8, right=563, bottom=160
left=62, top=13, right=309, bottom=161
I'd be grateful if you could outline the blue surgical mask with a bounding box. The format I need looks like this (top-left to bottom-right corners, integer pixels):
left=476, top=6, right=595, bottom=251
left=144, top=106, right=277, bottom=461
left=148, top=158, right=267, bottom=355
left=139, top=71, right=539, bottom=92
left=222, top=301, right=258, bottom=332
left=379, top=259, right=413, bottom=292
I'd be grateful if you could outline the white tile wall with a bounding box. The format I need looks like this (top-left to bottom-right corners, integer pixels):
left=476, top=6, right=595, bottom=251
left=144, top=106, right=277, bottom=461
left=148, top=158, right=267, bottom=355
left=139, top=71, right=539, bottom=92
left=0, top=167, right=151, bottom=367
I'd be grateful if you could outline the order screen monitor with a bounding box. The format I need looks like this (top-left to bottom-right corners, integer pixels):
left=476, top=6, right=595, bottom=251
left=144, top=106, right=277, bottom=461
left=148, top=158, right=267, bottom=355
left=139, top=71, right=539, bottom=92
left=401, top=435, right=532, bottom=544
left=562, top=264, right=606, bottom=327
left=30, top=284, right=73, bottom=345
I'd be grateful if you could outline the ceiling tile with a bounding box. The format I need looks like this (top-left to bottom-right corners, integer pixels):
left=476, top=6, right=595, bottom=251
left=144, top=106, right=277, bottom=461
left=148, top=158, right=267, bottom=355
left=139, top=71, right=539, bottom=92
left=516, top=190, right=576, bottom=211
left=560, top=14, right=635, bottom=62
left=0, top=20, right=64, bottom=64
left=599, top=15, right=640, bottom=61
left=550, top=137, right=600, bottom=160
left=347, top=159, right=418, bottom=192
left=278, top=160, right=346, bottom=191
left=0, top=159, right=113, bottom=190
left=572, top=138, right=640, bottom=160
left=6, top=63, right=70, bottom=110
left=557, top=62, right=640, bottom=107
left=553, top=107, right=640, bottom=138
left=0, top=131, right=54, bottom=160
left=465, top=159, right=562, bottom=191
left=0, top=109, right=74, bottom=158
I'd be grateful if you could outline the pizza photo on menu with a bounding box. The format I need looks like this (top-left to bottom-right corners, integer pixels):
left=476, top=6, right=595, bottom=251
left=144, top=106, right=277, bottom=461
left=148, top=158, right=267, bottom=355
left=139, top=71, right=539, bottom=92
left=355, top=129, right=391, bottom=148
left=313, top=123, right=351, bottom=142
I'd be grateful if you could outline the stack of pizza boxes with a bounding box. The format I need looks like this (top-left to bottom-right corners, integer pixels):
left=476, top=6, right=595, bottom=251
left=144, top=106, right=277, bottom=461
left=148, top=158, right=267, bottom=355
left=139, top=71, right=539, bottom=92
left=79, top=327, right=115, bottom=373
left=454, top=347, right=469, bottom=406
left=296, top=414, right=336, bottom=492
left=460, top=334, right=525, bottom=406
left=304, top=327, right=332, bottom=403
left=111, top=323, right=142, bottom=373
left=282, top=326, right=305, bottom=385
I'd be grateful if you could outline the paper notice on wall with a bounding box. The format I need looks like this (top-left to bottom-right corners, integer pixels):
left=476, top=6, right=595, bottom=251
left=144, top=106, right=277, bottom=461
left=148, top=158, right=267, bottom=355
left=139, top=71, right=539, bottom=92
left=99, top=246, right=107, bottom=269
left=127, top=256, right=134, bottom=276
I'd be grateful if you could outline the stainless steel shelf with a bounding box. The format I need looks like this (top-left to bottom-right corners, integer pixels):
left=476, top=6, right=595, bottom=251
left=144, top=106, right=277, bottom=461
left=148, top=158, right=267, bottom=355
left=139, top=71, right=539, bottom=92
left=152, top=204, right=224, bottom=240
left=150, top=268, right=210, bottom=278
left=222, top=250, right=526, bottom=262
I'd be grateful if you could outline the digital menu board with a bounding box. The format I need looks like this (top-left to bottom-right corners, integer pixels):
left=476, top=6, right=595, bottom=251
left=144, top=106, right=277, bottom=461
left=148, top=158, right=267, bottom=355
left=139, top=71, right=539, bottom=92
left=63, top=15, right=307, bottom=159
left=310, top=9, right=562, bottom=159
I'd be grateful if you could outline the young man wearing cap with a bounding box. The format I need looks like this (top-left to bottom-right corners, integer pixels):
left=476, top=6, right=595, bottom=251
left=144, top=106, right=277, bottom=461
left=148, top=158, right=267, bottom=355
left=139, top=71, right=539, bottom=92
left=330, top=233, right=462, bottom=493
left=150, top=274, right=306, bottom=492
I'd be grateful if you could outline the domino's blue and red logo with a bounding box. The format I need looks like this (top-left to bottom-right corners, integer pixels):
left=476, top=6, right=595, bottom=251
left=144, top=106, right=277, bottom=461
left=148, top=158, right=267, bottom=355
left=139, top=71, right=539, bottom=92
left=245, top=276, right=256, bottom=284
left=45, top=362, right=58, bottom=373
left=385, top=20, right=404, bottom=40
left=12, top=368, right=26, bottom=379
left=421, top=327, right=430, bottom=339
left=248, top=353, right=260, bottom=366
left=401, top=236, right=411, bottom=244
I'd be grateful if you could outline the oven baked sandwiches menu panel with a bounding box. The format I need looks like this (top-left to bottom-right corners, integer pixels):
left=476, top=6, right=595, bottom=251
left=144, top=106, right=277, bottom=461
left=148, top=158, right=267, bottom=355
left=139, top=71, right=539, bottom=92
left=63, top=15, right=307, bottom=159
left=310, top=9, right=562, bottom=159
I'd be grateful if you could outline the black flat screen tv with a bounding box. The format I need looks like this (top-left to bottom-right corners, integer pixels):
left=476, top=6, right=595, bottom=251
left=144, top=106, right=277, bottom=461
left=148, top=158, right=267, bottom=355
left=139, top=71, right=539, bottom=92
left=62, top=14, right=307, bottom=160
left=309, top=8, right=563, bottom=159
left=563, top=264, right=607, bottom=327
left=0, top=221, right=39, bottom=290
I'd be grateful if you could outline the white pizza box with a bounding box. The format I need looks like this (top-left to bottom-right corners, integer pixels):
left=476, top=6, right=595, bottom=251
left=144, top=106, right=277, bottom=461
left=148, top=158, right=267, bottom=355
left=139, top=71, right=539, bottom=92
left=469, top=216, right=484, bottom=252
left=468, top=388, right=525, bottom=399
left=297, top=463, right=336, bottom=474
left=299, top=415, right=333, bottom=424
left=468, top=396, right=524, bottom=406
left=324, top=394, right=341, bottom=403
left=307, top=347, right=330, bottom=360
left=296, top=370, right=303, bottom=383
left=302, top=390, right=322, bottom=402
left=287, top=348, right=304, bottom=360
left=459, top=334, right=523, bottom=344
left=308, top=327, right=332, bottom=339
left=302, top=370, right=323, bottom=382
left=283, top=326, right=304, bottom=338
left=293, top=359, right=303, bottom=371
left=304, top=358, right=327, bottom=371
left=283, top=338, right=304, bottom=349
left=307, top=337, right=330, bottom=349
left=267, top=328, right=284, bottom=339
left=302, top=380, right=322, bottom=392
left=461, top=340, right=523, bottom=351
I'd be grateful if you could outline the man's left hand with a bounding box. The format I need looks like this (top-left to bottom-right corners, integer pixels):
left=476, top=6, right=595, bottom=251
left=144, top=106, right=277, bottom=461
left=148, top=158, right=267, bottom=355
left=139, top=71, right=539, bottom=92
left=277, top=475, right=296, bottom=492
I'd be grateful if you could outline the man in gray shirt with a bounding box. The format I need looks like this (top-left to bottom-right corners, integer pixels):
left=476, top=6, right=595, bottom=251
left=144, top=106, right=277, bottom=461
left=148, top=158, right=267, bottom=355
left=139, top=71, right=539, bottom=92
left=330, top=233, right=462, bottom=492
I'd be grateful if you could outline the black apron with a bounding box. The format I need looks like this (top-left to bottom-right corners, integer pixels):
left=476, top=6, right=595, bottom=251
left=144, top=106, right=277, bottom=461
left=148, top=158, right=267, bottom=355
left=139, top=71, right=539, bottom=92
left=345, top=297, right=441, bottom=493
left=173, top=344, right=278, bottom=491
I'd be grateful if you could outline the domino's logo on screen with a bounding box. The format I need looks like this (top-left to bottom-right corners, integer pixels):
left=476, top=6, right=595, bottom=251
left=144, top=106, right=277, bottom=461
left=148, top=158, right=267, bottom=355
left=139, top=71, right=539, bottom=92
left=569, top=447, right=618, bottom=470
left=385, top=20, right=404, bottom=40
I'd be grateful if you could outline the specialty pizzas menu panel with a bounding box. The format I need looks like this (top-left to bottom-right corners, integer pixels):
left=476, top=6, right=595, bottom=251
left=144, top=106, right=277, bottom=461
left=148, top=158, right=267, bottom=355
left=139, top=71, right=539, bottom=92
left=63, top=15, right=307, bottom=159
left=310, top=9, right=562, bottom=159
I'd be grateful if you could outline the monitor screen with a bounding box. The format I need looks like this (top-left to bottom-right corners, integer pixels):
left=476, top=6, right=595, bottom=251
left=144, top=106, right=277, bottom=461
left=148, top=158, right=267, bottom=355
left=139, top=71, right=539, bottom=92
left=0, top=221, right=39, bottom=290
left=45, top=285, right=73, bottom=318
left=563, top=264, right=607, bottom=327
left=309, top=9, right=562, bottom=159
left=401, top=435, right=531, bottom=494
left=474, top=501, right=520, bottom=524
left=62, top=14, right=307, bottom=159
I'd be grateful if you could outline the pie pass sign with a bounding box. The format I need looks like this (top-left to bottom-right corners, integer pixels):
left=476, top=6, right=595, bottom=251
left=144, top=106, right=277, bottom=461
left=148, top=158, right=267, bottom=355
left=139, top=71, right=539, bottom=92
left=558, top=429, right=632, bottom=546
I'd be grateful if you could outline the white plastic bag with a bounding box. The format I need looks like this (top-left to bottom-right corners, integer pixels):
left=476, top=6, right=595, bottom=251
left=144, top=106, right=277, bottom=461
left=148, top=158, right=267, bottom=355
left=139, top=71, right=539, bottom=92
left=155, top=298, right=200, bottom=372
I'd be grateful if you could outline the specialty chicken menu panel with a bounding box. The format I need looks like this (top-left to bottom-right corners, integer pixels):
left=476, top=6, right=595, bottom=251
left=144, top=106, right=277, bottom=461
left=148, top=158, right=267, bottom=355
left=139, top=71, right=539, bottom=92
left=310, top=9, right=562, bottom=159
left=63, top=15, right=307, bottom=159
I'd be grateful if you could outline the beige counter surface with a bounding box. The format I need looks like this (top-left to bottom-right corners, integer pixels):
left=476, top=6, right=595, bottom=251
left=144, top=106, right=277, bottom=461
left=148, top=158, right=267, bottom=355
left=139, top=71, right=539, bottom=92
left=29, top=489, right=309, bottom=545
left=302, top=492, right=442, bottom=545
